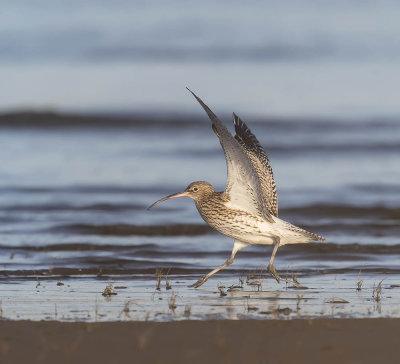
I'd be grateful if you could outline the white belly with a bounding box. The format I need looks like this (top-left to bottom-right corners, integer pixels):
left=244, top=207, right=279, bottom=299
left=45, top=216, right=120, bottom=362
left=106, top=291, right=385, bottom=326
left=205, top=214, right=312, bottom=246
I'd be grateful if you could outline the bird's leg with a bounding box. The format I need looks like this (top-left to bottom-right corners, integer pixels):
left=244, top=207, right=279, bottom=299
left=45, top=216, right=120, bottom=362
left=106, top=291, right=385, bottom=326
left=189, top=258, right=232, bottom=288
left=189, top=240, right=248, bottom=288
left=268, top=240, right=281, bottom=283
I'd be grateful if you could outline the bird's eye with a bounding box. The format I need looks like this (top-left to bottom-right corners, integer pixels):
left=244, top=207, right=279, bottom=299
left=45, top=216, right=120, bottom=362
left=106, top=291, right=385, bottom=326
left=193, top=187, right=199, bottom=192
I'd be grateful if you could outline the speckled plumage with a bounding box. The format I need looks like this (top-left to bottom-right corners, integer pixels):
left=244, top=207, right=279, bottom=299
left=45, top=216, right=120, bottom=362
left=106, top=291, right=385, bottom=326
left=194, top=186, right=323, bottom=246
left=148, top=90, right=325, bottom=288
left=233, top=113, right=278, bottom=217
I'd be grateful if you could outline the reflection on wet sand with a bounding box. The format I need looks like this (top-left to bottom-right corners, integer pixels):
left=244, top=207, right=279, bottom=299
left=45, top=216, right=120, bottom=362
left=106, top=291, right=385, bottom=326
left=0, top=273, right=399, bottom=322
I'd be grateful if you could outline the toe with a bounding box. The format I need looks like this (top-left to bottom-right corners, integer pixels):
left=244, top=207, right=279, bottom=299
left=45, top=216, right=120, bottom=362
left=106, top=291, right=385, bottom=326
left=188, top=279, right=203, bottom=288
left=268, top=266, right=281, bottom=283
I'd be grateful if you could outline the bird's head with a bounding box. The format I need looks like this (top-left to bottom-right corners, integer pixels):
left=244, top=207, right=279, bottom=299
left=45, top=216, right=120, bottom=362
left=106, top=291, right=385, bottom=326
left=147, top=181, right=215, bottom=210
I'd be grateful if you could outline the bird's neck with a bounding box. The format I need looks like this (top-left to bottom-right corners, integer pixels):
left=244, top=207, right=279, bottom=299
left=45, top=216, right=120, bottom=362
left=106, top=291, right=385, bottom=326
left=194, top=191, right=226, bottom=211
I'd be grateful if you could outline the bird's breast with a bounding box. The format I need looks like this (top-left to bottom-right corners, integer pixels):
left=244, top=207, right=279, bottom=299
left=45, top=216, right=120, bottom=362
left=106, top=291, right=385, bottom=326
left=195, top=200, right=270, bottom=242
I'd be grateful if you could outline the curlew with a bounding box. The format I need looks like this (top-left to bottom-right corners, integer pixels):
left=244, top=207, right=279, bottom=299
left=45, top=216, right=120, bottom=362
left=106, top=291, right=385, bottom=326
left=148, top=89, right=325, bottom=288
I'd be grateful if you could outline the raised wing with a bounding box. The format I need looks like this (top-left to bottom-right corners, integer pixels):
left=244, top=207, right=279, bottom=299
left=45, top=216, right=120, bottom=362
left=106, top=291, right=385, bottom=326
left=187, top=88, right=274, bottom=223
left=233, top=113, right=278, bottom=217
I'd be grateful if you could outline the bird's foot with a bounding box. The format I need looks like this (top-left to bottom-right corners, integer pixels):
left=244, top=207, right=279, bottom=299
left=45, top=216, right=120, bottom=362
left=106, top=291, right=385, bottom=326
left=268, top=264, right=281, bottom=283
left=188, top=275, right=208, bottom=288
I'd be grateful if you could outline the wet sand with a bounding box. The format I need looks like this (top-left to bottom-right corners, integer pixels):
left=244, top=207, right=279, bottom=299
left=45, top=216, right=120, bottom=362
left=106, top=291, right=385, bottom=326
left=0, top=318, right=399, bottom=364
left=1, top=273, right=399, bottom=321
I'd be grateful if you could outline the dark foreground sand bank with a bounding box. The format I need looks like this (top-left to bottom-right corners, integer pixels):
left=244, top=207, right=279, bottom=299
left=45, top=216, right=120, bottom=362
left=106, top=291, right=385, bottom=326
left=0, top=319, right=399, bottom=364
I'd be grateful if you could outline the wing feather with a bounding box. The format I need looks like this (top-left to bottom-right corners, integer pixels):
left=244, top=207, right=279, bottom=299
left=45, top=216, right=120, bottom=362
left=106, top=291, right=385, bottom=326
left=187, top=88, right=274, bottom=223
left=233, top=113, right=278, bottom=216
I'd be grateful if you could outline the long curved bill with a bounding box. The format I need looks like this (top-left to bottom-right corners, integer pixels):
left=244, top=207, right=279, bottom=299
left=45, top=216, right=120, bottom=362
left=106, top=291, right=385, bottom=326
left=147, top=191, right=189, bottom=210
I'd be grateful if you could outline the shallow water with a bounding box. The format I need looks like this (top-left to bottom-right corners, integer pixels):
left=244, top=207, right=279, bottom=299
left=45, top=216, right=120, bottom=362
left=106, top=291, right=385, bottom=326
left=1, top=274, right=400, bottom=322
left=0, top=112, right=399, bottom=321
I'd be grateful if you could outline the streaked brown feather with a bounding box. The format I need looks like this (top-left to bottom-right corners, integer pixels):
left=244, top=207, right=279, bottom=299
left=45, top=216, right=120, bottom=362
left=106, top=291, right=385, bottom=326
left=233, top=113, right=278, bottom=217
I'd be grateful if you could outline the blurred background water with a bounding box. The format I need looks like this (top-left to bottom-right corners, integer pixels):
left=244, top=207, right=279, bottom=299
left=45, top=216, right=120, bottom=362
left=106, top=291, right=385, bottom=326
left=2, top=0, right=400, bottom=117
left=0, top=0, right=399, bottom=320
left=0, top=114, right=399, bottom=278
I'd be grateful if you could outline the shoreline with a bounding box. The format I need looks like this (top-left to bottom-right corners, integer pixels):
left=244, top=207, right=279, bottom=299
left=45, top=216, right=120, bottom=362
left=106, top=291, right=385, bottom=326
left=0, top=110, right=394, bottom=128
left=0, top=318, right=399, bottom=364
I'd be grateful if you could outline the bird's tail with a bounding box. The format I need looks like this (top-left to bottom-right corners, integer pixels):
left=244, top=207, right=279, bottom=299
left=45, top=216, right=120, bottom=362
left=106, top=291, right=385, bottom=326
left=282, top=220, right=325, bottom=242
left=304, top=229, right=325, bottom=242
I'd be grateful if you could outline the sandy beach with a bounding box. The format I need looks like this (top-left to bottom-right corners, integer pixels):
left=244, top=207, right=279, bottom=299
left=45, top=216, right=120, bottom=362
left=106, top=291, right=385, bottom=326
left=0, top=318, right=399, bottom=364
